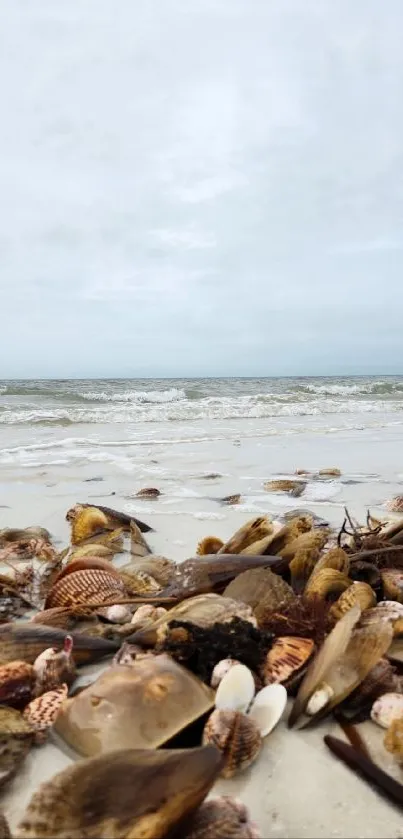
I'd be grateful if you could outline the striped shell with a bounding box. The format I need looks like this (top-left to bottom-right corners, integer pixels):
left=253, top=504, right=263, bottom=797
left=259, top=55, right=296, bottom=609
left=45, top=569, right=126, bottom=609
left=23, top=684, right=68, bottom=744
left=120, top=570, right=162, bottom=594
left=261, top=637, right=314, bottom=686
left=202, top=709, right=262, bottom=778
left=330, top=582, right=376, bottom=622
left=0, top=661, right=36, bottom=707
left=370, top=692, right=403, bottom=729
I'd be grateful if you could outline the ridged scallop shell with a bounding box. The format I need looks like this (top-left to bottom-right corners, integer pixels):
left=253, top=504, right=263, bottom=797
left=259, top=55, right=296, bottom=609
left=197, top=537, right=225, bottom=556
left=0, top=661, right=36, bottom=707
left=248, top=683, right=287, bottom=736
left=304, top=569, right=352, bottom=600
left=130, top=605, right=167, bottom=628
left=23, top=684, right=68, bottom=744
left=330, top=582, right=377, bottom=621
left=214, top=664, right=255, bottom=714
left=370, top=692, right=403, bottom=729
left=210, top=659, right=242, bottom=689
left=381, top=569, right=403, bottom=602
left=184, top=797, right=261, bottom=839
left=45, top=569, right=127, bottom=609
left=384, top=716, right=403, bottom=763
left=202, top=709, right=262, bottom=778
left=386, top=496, right=403, bottom=513
left=261, top=637, right=314, bottom=685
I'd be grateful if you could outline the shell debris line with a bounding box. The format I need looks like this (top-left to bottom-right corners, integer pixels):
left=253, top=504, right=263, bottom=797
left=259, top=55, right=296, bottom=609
left=0, top=502, right=403, bottom=836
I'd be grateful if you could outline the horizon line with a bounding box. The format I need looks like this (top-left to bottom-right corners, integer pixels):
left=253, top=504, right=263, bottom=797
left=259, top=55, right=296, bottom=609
left=1, top=372, right=403, bottom=382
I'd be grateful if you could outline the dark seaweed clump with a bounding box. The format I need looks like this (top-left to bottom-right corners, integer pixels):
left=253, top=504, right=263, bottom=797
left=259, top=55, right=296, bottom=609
left=157, top=617, right=274, bottom=684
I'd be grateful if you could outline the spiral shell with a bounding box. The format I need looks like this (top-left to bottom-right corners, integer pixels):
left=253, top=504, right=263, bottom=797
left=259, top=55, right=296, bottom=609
left=370, top=692, right=403, bottom=729
left=304, top=569, right=352, bottom=601
left=384, top=716, right=403, bottom=763
left=0, top=661, right=36, bottom=708
left=330, top=582, right=376, bottom=622
left=210, top=659, right=242, bottom=689
left=202, top=709, right=262, bottom=778
left=261, top=637, right=314, bottom=686
left=381, top=569, right=403, bottom=603
left=130, top=605, right=167, bottom=628
left=23, top=684, right=68, bottom=744
left=45, top=569, right=127, bottom=609
left=184, top=797, right=261, bottom=839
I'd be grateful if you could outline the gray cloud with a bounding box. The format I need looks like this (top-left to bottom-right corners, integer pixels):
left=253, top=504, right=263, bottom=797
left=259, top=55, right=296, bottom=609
left=1, top=0, right=403, bottom=377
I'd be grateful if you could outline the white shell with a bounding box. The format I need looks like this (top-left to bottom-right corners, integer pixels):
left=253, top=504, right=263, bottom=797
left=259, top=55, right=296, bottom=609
left=130, top=605, right=167, bottom=626
left=248, top=683, right=287, bottom=736
left=105, top=605, right=132, bottom=624
left=306, top=684, right=334, bottom=716
left=214, top=663, right=255, bottom=713
left=370, top=692, right=403, bottom=729
left=210, top=659, right=241, bottom=689
left=33, top=647, right=57, bottom=678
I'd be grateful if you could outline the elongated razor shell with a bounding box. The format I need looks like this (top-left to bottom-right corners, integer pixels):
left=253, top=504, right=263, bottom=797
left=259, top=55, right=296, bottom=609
left=0, top=623, right=119, bottom=665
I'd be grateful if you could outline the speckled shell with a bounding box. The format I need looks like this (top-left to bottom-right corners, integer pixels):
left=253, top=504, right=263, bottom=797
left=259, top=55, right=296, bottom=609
left=202, top=709, right=262, bottom=778
left=261, top=637, right=314, bottom=686
left=330, top=582, right=376, bottom=621
left=381, top=569, right=403, bottom=603
left=370, top=692, right=403, bottom=729
left=384, top=716, right=403, bottom=763
left=23, top=684, right=68, bottom=744
left=184, top=797, right=262, bottom=839
left=304, top=569, right=352, bottom=600
left=0, top=661, right=36, bottom=708
left=45, top=569, right=127, bottom=609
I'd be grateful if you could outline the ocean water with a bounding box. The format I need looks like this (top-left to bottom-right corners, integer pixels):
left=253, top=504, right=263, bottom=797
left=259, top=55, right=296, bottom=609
left=1, top=376, right=403, bottom=546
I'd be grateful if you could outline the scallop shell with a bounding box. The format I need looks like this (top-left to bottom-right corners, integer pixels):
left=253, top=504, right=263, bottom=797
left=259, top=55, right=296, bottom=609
left=261, top=637, right=314, bottom=686
left=381, top=569, right=403, bottom=603
left=304, top=569, right=352, bottom=601
left=330, top=582, right=377, bottom=621
left=0, top=706, right=34, bottom=789
left=0, top=661, right=36, bottom=707
left=45, top=569, right=127, bottom=609
left=219, top=517, right=273, bottom=554
left=384, top=716, right=403, bottom=763
left=210, top=659, right=242, bottom=689
left=214, top=664, right=256, bottom=714
left=23, top=684, right=68, bottom=744
left=248, top=683, right=287, bottom=736
left=386, top=496, right=403, bottom=513
left=184, top=797, right=261, bottom=839
left=370, top=692, right=403, bottom=729
left=202, top=709, right=262, bottom=778
left=197, top=537, right=225, bottom=556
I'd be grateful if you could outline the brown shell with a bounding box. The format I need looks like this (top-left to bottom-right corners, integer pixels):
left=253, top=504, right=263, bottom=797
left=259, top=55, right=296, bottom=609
left=120, top=570, right=162, bottom=594
left=262, top=517, right=313, bottom=556
left=0, top=661, right=36, bottom=708
left=220, top=494, right=242, bottom=505
left=0, top=706, right=34, bottom=789
left=223, top=567, right=296, bottom=624
left=197, top=537, right=225, bottom=556
left=120, top=556, right=175, bottom=587
left=54, top=557, right=123, bottom=583
left=67, top=544, right=116, bottom=561
left=130, top=521, right=152, bottom=557
left=289, top=547, right=322, bottom=593
left=45, top=569, right=127, bottom=609
left=184, top=797, right=260, bottom=839
left=318, top=468, right=341, bottom=477
left=357, top=601, right=403, bottom=633
left=311, top=547, right=350, bottom=577
left=261, top=637, right=315, bottom=686
left=135, top=487, right=161, bottom=498
left=23, top=684, right=68, bottom=744
left=384, top=716, right=403, bottom=763
left=202, top=709, right=262, bottom=778
left=263, top=479, right=305, bottom=494
left=304, top=569, right=352, bottom=601
left=279, top=529, right=329, bottom=562
left=0, top=812, right=11, bottom=839
left=219, top=517, right=273, bottom=554
left=33, top=638, right=77, bottom=694
left=31, top=608, right=84, bottom=630
left=341, top=658, right=399, bottom=714
left=381, top=569, right=403, bottom=602
left=330, top=582, right=377, bottom=622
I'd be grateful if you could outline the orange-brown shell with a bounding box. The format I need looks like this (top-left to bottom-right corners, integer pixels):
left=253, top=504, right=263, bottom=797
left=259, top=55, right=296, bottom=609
left=261, top=637, right=315, bottom=686
left=330, top=582, right=377, bottom=622
left=45, top=569, right=127, bottom=609
left=202, top=709, right=262, bottom=778
left=0, top=661, right=36, bottom=708
left=197, top=537, right=225, bottom=556
left=381, top=569, right=403, bottom=603
left=384, top=716, right=403, bottom=763
left=23, top=684, right=68, bottom=744
left=53, top=557, right=123, bottom=584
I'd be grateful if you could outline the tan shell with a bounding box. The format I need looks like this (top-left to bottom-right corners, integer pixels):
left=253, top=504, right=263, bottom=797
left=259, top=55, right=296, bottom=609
left=263, top=479, right=305, bottom=494
left=45, top=569, right=127, bottom=609
left=202, top=709, right=262, bottom=778
left=330, top=582, right=377, bottom=621
left=130, top=521, right=152, bottom=558
left=0, top=706, right=34, bottom=789
left=54, top=654, right=215, bottom=756
left=384, top=716, right=403, bottom=763
left=371, top=692, right=403, bottom=729
left=120, top=570, right=162, bottom=595
left=219, top=517, right=273, bottom=554
left=23, top=684, right=68, bottom=744
left=0, top=661, right=36, bottom=707
left=197, top=537, right=225, bottom=556
left=358, top=601, right=403, bottom=634
left=381, top=569, right=403, bottom=603
left=385, top=496, right=403, bottom=513
left=310, top=547, right=350, bottom=577
left=184, top=797, right=261, bottom=839
left=67, top=505, right=111, bottom=545
left=240, top=535, right=276, bottom=556
left=130, top=605, right=167, bottom=629
left=318, top=468, right=341, bottom=477
left=223, top=568, right=295, bottom=624
left=279, top=529, right=329, bottom=562
left=67, top=544, right=116, bottom=561
left=262, top=517, right=313, bottom=556
left=304, top=569, right=352, bottom=601
left=261, top=637, right=315, bottom=686
left=289, top=547, right=322, bottom=592
left=33, top=636, right=76, bottom=694
left=120, top=556, right=175, bottom=588
left=136, top=487, right=161, bottom=498
left=16, top=745, right=222, bottom=839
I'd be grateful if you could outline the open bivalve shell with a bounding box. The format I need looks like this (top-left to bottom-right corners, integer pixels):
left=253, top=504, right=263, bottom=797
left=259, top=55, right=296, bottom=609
left=215, top=664, right=255, bottom=714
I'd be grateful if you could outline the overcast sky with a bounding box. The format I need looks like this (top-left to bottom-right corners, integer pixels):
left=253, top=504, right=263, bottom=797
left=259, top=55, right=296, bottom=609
left=1, top=0, right=403, bottom=379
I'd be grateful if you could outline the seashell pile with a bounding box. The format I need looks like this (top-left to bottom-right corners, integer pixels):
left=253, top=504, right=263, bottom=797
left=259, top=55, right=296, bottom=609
left=1, top=501, right=403, bottom=836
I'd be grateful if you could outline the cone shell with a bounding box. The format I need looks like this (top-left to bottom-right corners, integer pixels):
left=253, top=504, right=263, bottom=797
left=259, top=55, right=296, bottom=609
left=184, top=797, right=261, bottom=839
left=210, top=659, right=242, bottom=689
left=215, top=664, right=255, bottom=714
left=203, top=709, right=262, bottom=778
left=0, top=661, right=36, bottom=707
left=45, top=568, right=127, bottom=609
left=23, top=684, right=68, bottom=744
left=304, top=569, right=352, bottom=601
left=370, top=692, right=403, bottom=729
left=384, top=716, right=403, bottom=763
left=219, top=517, right=273, bottom=554
left=330, top=582, right=377, bottom=622
left=16, top=745, right=222, bottom=839
left=261, top=637, right=314, bottom=686
left=248, top=683, right=287, bottom=736
left=381, top=569, right=403, bottom=602
left=197, top=537, right=225, bottom=556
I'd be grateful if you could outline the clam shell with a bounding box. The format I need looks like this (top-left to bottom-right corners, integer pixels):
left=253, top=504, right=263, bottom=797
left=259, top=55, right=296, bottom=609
left=342, top=658, right=399, bottom=714
left=260, top=517, right=313, bottom=556
left=202, top=709, right=262, bottom=778
left=0, top=661, right=36, bottom=707
left=96, top=605, right=132, bottom=624
left=223, top=568, right=296, bottom=622
left=310, top=547, right=350, bottom=577
left=0, top=706, right=34, bottom=789
left=215, top=664, right=255, bottom=714
left=120, top=556, right=175, bottom=587
left=330, top=582, right=377, bottom=621
left=210, top=659, right=242, bottom=689
left=184, top=797, right=261, bottom=839
left=381, top=569, right=403, bottom=602
left=248, top=683, right=287, bottom=736
left=45, top=569, right=127, bottom=609
left=54, top=653, right=215, bottom=756
left=279, top=529, right=329, bottom=562
left=23, top=684, right=68, bottom=743
left=261, top=637, right=314, bottom=685
left=130, top=520, right=152, bottom=557
left=136, top=487, right=161, bottom=498
left=384, top=717, right=403, bottom=763
left=358, top=601, right=403, bottom=633
left=120, top=569, right=162, bottom=594
left=17, top=745, right=222, bottom=839
left=219, top=517, right=273, bottom=554
left=370, top=692, right=403, bottom=729
left=263, top=479, right=304, bottom=494
left=304, top=569, right=352, bottom=600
